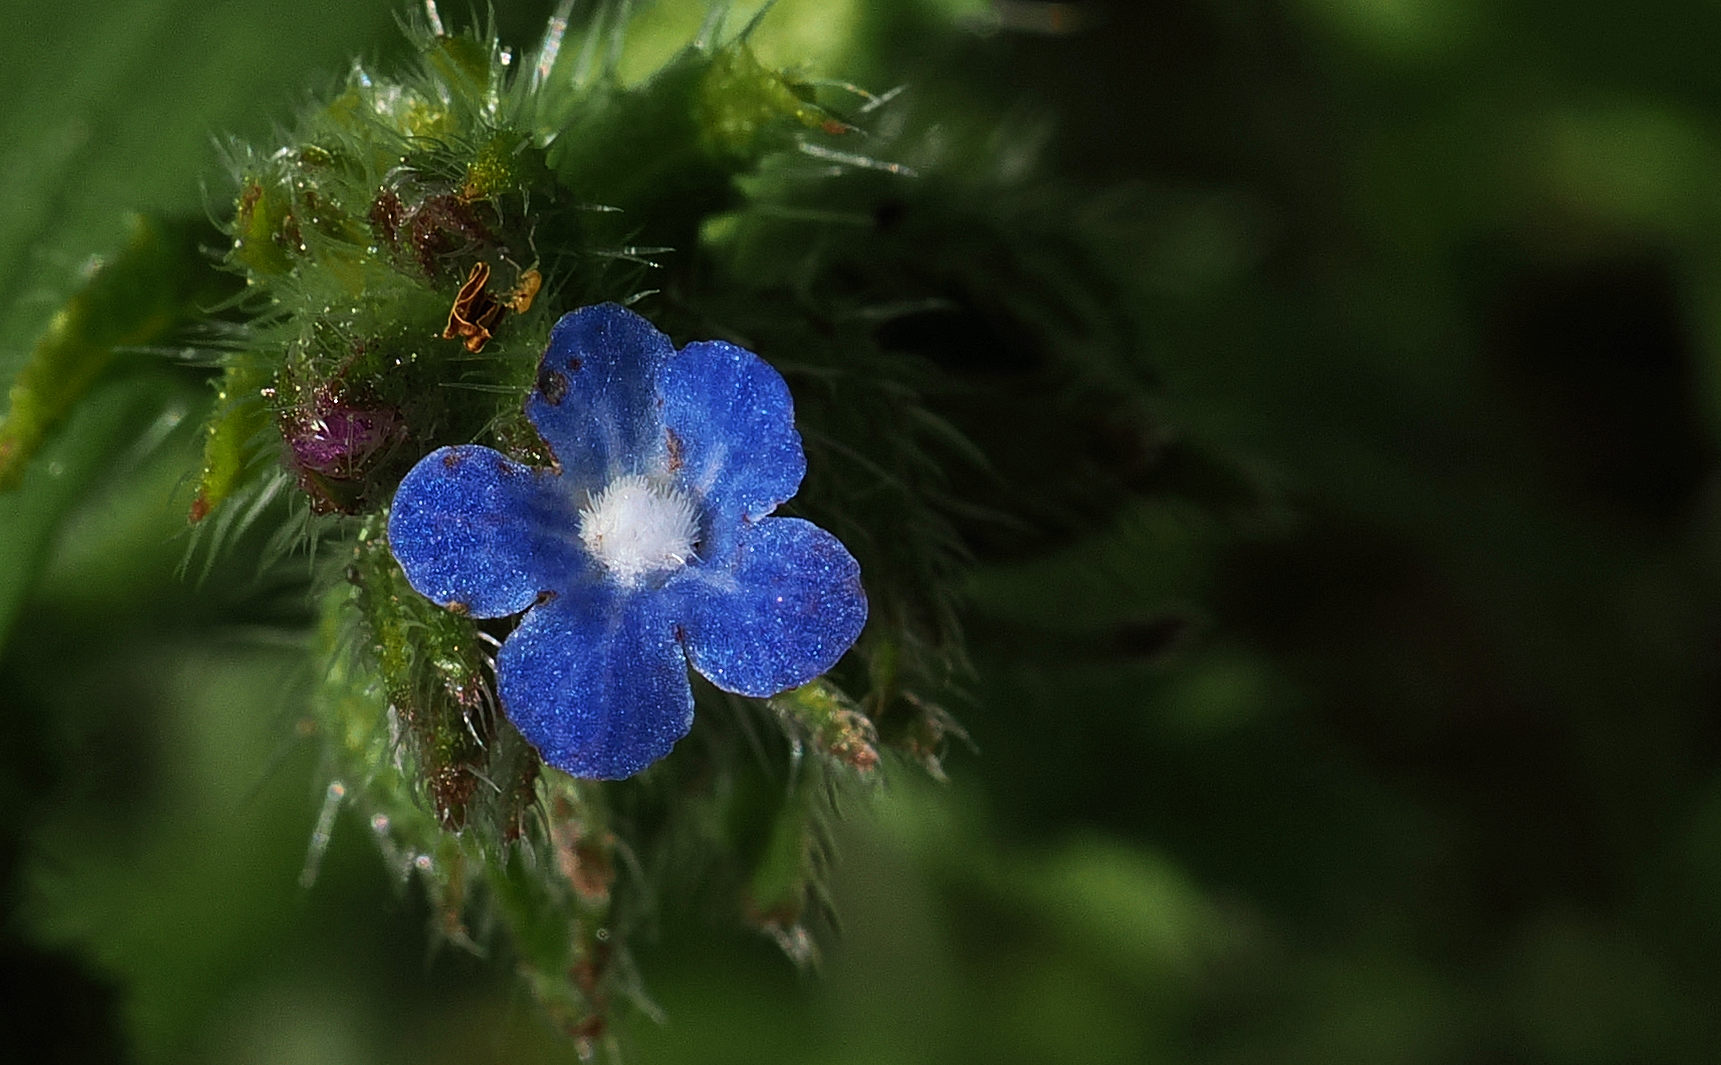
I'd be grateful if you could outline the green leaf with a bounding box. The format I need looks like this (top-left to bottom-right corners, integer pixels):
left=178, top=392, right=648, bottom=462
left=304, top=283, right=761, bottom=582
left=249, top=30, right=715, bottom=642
left=0, top=214, right=229, bottom=491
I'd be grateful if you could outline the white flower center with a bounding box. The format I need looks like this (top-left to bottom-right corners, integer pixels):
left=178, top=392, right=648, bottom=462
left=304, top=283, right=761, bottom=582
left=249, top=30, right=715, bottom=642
left=578, top=474, right=700, bottom=585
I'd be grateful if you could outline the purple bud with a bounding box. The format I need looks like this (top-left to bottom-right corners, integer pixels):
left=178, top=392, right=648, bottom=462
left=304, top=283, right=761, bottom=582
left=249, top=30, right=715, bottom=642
left=286, top=391, right=401, bottom=478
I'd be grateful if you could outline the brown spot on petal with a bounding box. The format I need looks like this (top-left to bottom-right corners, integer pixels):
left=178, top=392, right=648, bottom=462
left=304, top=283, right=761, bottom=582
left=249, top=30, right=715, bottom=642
left=537, top=367, right=568, bottom=405
left=446, top=600, right=470, bottom=616
left=565, top=356, right=582, bottom=372
left=665, top=427, right=684, bottom=473
left=442, top=450, right=463, bottom=470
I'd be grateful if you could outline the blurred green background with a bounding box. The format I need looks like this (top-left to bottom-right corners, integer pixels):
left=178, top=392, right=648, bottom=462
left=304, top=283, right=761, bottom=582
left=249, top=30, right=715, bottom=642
left=5, top=0, right=1721, bottom=1062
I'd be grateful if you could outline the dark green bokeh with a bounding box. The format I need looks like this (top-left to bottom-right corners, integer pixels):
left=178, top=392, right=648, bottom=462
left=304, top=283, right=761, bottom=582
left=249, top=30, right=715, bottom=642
left=4, top=1, right=1721, bottom=1062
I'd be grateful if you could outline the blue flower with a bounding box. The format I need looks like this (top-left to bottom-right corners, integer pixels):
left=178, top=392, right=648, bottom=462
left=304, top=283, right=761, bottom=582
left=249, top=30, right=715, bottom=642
left=387, top=304, right=868, bottom=779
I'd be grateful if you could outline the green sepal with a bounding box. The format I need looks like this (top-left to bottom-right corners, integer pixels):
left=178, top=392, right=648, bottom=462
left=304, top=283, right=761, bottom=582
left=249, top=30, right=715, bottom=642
left=348, top=520, right=496, bottom=831
left=424, top=32, right=496, bottom=104
left=696, top=44, right=836, bottom=162
left=769, top=678, right=880, bottom=775
left=545, top=42, right=831, bottom=239
left=188, top=352, right=274, bottom=522
left=461, top=128, right=551, bottom=203
left=231, top=178, right=298, bottom=277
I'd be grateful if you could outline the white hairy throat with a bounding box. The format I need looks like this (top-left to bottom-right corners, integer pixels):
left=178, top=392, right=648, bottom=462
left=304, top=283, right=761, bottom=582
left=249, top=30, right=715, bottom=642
left=578, top=474, right=701, bottom=585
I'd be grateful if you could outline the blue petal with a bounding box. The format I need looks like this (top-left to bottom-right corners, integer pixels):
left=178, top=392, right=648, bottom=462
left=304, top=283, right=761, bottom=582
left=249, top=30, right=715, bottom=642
left=659, top=339, right=805, bottom=557
left=497, top=587, right=694, bottom=779
left=388, top=445, right=578, bottom=618
left=678, top=517, right=867, bottom=698
left=527, top=304, right=673, bottom=487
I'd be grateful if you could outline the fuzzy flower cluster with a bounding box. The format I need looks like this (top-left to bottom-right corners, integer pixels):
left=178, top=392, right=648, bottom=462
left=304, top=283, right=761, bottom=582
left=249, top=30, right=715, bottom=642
left=387, top=304, right=868, bottom=778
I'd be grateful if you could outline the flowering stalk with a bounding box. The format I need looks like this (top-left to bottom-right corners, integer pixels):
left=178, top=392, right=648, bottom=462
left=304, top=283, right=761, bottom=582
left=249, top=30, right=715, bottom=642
left=187, top=8, right=964, bottom=1046
left=0, top=2, right=1160, bottom=1052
